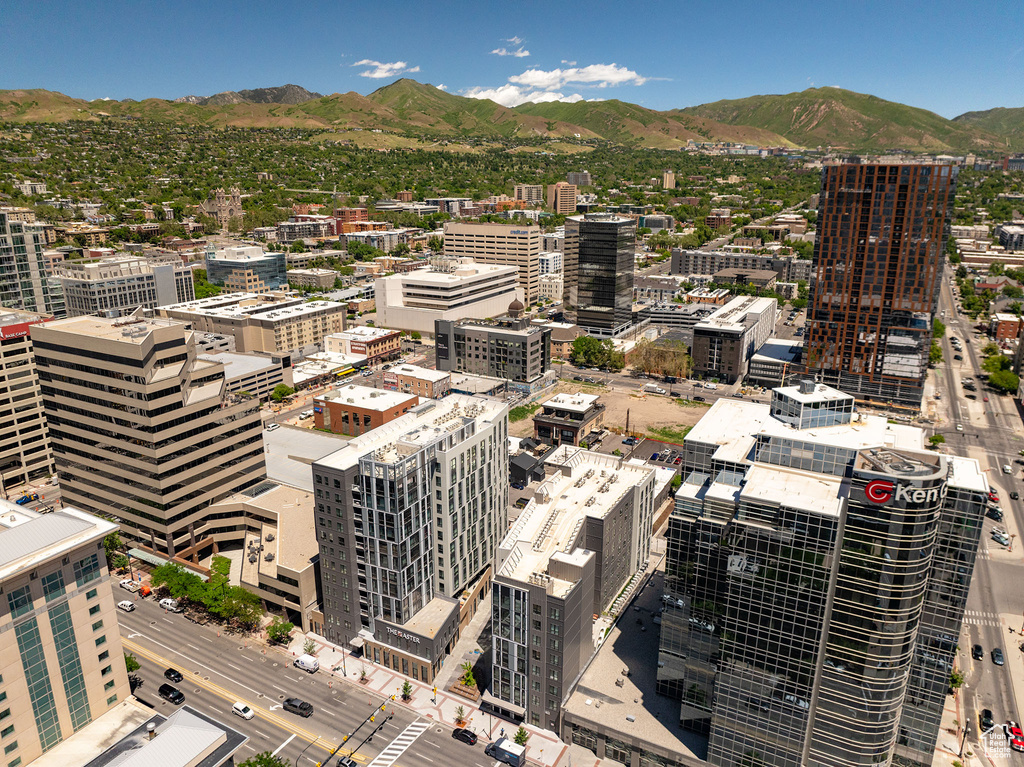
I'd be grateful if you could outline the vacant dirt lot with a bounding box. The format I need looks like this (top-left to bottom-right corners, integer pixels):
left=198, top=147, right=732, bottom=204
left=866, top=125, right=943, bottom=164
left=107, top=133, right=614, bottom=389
left=510, top=381, right=710, bottom=440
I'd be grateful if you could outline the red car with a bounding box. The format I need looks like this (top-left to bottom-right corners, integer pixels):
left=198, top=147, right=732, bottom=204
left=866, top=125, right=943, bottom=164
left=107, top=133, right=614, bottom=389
left=989, top=492, right=1000, bottom=503
left=1006, top=721, right=1024, bottom=752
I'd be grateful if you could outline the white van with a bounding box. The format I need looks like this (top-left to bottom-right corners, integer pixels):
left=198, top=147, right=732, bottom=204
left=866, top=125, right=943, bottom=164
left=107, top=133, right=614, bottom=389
left=1003, top=464, right=1012, bottom=475
left=294, top=654, right=319, bottom=673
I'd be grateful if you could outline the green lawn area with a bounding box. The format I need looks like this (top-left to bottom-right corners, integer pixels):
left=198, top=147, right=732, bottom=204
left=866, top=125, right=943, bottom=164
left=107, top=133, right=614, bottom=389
left=509, top=403, right=540, bottom=423
left=648, top=425, right=692, bottom=442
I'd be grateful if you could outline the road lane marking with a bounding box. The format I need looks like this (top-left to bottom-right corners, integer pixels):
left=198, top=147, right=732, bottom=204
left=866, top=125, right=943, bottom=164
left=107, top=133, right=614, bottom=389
left=254, top=730, right=270, bottom=739
left=187, top=644, right=201, bottom=651
left=227, top=662, right=241, bottom=671
left=272, top=734, right=296, bottom=756
left=273, top=684, right=288, bottom=694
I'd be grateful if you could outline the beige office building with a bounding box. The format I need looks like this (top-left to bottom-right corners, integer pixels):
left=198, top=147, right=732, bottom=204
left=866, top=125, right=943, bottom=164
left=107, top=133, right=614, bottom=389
left=513, top=184, right=544, bottom=205
left=32, top=315, right=266, bottom=559
left=153, top=292, right=347, bottom=355
left=547, top=182, right=577, bottom=214
left=0, top=309, right=54, bottom=495
left=442, top=221, right=541, bottom=302
left=0, top=503, right=131, bottom=765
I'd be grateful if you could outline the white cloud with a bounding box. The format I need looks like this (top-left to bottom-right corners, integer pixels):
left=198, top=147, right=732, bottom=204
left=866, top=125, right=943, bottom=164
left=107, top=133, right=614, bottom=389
left=509, top=63, right=647, bottom=91
left=351, top=59, right=420, bottom=79
left=491, top=46, right=530, bottom=58
left=436, top=84, right=448, bottom=91
left=462, top=84, right=585, bottom=107
left=505, top=36, right=523, bottom=45
left=561, top=59, right=577, bottom=66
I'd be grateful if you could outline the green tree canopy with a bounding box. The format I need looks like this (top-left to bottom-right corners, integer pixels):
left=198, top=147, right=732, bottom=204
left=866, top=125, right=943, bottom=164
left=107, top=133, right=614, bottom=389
left=238, top=753, right=291, bottom=767
left=989, top=369, right=1019, bottom=393
left=270, top=384, right=295, bottom=402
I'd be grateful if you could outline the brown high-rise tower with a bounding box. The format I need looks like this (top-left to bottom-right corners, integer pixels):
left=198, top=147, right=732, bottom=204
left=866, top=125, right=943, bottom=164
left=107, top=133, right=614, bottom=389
left=805, top=162, right=956, bottom=409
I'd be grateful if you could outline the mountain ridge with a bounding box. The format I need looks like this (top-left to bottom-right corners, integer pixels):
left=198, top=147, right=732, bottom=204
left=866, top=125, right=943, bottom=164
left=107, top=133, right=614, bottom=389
left=1, top=80, right=1020, bottom=152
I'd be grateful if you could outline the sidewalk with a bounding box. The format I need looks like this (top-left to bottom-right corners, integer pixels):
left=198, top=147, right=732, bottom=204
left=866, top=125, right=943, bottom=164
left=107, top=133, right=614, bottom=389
left=282, top=632, right=569, bottom=767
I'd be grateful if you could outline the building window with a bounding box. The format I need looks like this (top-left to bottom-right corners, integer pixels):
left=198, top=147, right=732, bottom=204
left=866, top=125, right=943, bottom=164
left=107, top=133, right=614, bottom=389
left=104, top=680, right=115, bottom=691
left=101, top=665, right=112, bottom=677
left=86, top=589, right=97, bottom=600
left=95, top=636, right=106, bottom=647
left=88, top=605, right=101, bottom=616
left=92, top=620, right=104, bottom=632
left=73, top=554, right=100, bottom=587
left=0, top=727, right=10, bottom=739
left=106, top=695, right=118, bottom=706
left=98, top=651, right=109, bottom=662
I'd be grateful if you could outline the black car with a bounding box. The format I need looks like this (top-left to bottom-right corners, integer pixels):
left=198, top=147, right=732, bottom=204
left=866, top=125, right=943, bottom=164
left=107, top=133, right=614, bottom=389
left=452, top=728, right=478, bottom=745
left=987, top=508, right=1004, bottom=522
left=158, top=683, right=185, bottom=705
left=283, top=697, right=314, bottom=717
left=164, top=667, right=183, bottom=683
left=982, top=708, right=995, bottom=731
left=972, top=644, right=984, bottom=660
left=693, top=395, right=706, bottom=402
left=954, top=354, right=963, bottom=360
left=992, top=648, right=1005, bottom=666
left=1011, top=491, right=1020, bottom=500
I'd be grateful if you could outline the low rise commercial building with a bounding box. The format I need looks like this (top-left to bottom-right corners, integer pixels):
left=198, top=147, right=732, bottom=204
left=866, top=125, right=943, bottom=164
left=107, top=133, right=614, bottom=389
left=532, top=320, right=580, bottom=359
left=56, top=255, right=195, bottom=317
left=154, top=292, right=347, bottom=355
left=745, top=338, right=802, bottom=387
left=533, top=392, right=605, bottom=447
left=312, top=396, right=510, bottom=682
left=670, top=248, right=812, bottom=284
left=313, top=384, right=420, bottom=436
left=198, top=350, right=293, bottom=400
left=325, top=326, right=401, bottom=364
left=638, top=303, right=719, bottom=346
left=435, top=303, right=551, bottom=386
left=634, top=275, right=684, bottom=303
left=0, top=309, right=54, bottom=493
left=287, top=268, right=339, bottom=290
left=383, top=363, right=451, bottom=399
left=205, top=246, right=287, bottom=293
left=0, top=503, right=132, bottom=765
left=711, top=267, right=778, bottom=291
left=485, top=445, right=656, bottom=729
left=691, top=295, right=777, bottom=383
left=539, top=273, right=563, bottom=301
left=376, top=258, right=522, bottom=336
left=990, top=312, right=1023, bottom=341
left=291, top=351, right=366, bottom=389
left=443, top=221, right=541, bottom=302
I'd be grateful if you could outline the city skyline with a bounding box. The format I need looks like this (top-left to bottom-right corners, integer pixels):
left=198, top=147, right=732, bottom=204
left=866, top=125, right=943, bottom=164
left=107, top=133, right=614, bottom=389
left=1, top=0, right=1021, bottom=118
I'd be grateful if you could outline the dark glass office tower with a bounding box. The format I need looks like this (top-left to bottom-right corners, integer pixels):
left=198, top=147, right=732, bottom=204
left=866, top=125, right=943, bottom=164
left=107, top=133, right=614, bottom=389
left=656, top=382, right=986, bottom=767
left=569, top=213, right=636, bottom=336
left=805, top=162, right=956, bottom=410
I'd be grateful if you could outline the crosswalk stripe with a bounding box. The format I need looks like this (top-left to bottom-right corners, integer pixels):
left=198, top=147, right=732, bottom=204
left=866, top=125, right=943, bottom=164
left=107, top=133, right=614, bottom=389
left=367, top=721, right=431, bottom=767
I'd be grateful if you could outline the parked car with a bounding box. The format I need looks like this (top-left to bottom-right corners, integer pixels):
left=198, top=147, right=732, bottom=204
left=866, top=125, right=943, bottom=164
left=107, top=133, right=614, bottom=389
left=992, top=648, right=1005, bottom=666
left=164, top=668, right=184, bottom=683
left=14, top=492, right=39, bottom=505
left=511, top=482, right=525, bottom=490
left=992, top=529, right=1010, bottom=546
left=651, top=453, right=660, bottom=461
left=1011, top=491, right=1019, bottom=500
left=232, top=701, right=255, bottom=720
left=158, top=684, right=185, bottom=705
left=981, top=709, right=995, bottom=731
left=119, top=578, right=140, bottom=592
left=117, top=600, right=135, bottom=612
left=265, top=422, right=280, bottom=432
left=452, top=728, right=478, bottom=745
left=283, top=698, right=313, bottom=717
left=1005, top=721, right=1024, bottom=752
left=693, top=395, right=706, bottom=402
left=972, top=644, right=984, bottom=661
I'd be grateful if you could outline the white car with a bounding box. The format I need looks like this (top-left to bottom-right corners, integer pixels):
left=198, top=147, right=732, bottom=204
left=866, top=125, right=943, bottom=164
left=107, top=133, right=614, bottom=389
left=956, top=424, right=964, bottom=432
left=232, top=701, right=255, bottom=720
left=265, top=422, right=280, bottom=432
left=992, top=529, right=1010, bottom=546
left=117, top=600, right=136, bottom=612
left=119, top=578, right=140, bottom=592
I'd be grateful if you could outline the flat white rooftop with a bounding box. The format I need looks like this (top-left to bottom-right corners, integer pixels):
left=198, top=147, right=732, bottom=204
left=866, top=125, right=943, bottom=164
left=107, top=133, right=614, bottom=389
left=0, top=503, right=117, bottom=581
left=496, top=445, right=653, bottom=596
left=948, top=454, right=989, bottom=494
left=741, top=464, right=846, bottom=517
left=687, top=397, right=924, bottom=463
left=315, top=395, right=507, bottom=472
left=390, top=363, right=450, bottom=382
left=694, top=295, right=776, bottom=332
left=542, top=392, right=600, bottom=413
left=318, top=384, right=418, bottom=412
left=776, top=381, right=853, bottom=404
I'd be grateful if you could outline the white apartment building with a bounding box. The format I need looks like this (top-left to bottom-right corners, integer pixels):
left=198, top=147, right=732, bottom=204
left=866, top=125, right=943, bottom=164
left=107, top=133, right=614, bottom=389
left=375, top=258, right=523, bottom=336
left=443, top=221, right=541, bottom=302
left=56, top=255, right=195, bottom=317
left=539, top=273, right=563, bottom=301
left=538, top=250, right=563, bottom=275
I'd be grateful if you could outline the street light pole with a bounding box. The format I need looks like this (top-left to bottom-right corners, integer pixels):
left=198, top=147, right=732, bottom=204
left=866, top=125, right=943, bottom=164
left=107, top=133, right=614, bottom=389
left=959, top=724, right=970, bottom=758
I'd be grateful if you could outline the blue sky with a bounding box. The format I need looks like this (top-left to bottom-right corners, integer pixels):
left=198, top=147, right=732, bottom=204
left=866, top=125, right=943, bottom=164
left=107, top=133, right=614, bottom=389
left=3, top=0, right=1021, bottom=118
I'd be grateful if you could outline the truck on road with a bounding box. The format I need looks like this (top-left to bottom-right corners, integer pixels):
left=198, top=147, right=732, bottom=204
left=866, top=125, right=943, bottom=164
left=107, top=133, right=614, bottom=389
left=485, top=737, right=526, bottom=767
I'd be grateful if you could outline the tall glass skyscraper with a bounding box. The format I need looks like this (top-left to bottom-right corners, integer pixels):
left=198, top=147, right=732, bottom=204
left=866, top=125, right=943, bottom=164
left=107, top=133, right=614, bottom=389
left=805, top=162, right=956, bottom=410
left=656, top=382, right=986, bottom=767
left=565, top=213, right=635, bottom=336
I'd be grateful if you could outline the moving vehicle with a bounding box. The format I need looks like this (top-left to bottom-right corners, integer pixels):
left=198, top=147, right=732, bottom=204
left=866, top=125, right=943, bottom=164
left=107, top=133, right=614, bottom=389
left=1005, top=721, right=1024, bottom=753
left=1003, top=464, right=1012, bottom=475
left=232, top=701, right=255, bottom=720
left=981, top=709, right=995, bottom=731
left=642, top=383, right=667, bottom=395
left=265, top=423, right=280, bottom=432
left=956, top=424, right=964, bottom=432
left=972, top=644, right=984, bottom=660
left=294, top=654, right=319, bottom=673
left=15, top=492, right=39, bottom=505
left=158, top=684, right=185, bottom=705
left=283, top=698, right=313, bottom=717
left=693, top=395, right=707, bottom=402
left=164, top=668, right=183, bottom=683
left=1011, top=491, right=1019, bottom=500
left=117, top=600, right=135, bottom=612
left=120, top=578, right=140, bottom=592
left=992, top=647, right=1005, bottom=666
left=485, top=737, right=527, bottom=767
left=452, top=728, right=478, bottom=745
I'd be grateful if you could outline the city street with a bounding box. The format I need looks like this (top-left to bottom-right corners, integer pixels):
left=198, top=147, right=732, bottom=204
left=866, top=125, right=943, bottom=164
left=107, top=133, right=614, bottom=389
left=115, top=590, right=502, bottom=767
left=933, top=271, right=1024, bottom=764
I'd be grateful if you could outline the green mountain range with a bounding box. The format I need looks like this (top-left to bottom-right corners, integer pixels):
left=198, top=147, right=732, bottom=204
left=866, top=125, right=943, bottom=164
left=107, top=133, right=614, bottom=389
left=1, top=80, right=1020, bottom=153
